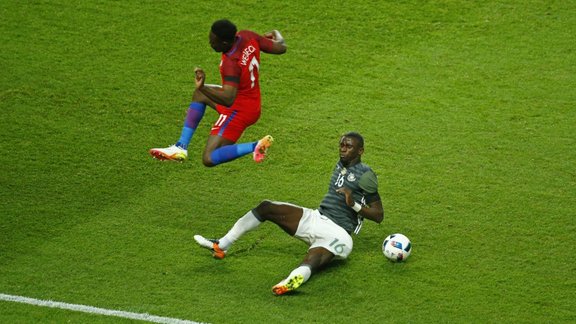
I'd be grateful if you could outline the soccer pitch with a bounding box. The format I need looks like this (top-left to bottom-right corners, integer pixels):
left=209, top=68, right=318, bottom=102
left=1, top=1, right=574, bottom=323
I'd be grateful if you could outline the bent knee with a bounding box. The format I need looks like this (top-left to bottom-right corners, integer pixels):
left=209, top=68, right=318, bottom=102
left=202, top=155, right=216, bottom=167
left=256, top=200, right=274, bottom=210
left=254, top=200, right=276, bottom=216
left=192, top=88, right=204, bottom=102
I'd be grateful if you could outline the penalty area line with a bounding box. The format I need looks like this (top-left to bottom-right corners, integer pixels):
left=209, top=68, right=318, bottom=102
left=0, top=293, right=205, bottom=324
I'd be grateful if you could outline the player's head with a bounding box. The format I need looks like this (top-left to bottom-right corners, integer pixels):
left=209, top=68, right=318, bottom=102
left=210, top=19, right=237, bottom=52
left=339, top=132, right=364, bottom=167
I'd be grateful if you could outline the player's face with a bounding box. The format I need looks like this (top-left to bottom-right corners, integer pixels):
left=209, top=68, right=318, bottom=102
left=339, top=136, right=363, bottom=166
left=209, top=32, right=232, bottom=53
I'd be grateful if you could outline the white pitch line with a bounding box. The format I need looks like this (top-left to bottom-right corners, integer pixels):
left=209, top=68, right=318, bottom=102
left=0, top=293, right=206, bottom=324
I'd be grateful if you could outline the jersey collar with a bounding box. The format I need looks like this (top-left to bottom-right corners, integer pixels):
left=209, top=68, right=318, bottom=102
left=225, top=35, right=242, bottom=57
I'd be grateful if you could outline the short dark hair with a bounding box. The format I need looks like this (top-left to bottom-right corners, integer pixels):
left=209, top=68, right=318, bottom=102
left=343, top=132, right=364, bottom=148
left=211, top=19, right=237, bottom=42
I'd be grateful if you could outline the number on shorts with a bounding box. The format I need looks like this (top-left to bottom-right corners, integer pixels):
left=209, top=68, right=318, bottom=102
left=330, top=238, right=346, bottom=254
left=214, top=114, right=228, bottom=127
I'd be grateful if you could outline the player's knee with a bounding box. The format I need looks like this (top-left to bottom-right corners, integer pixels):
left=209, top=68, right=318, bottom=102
left=192, top=88, right=203, bottom=102
left=201, top=154, right=216, bottom=167
left=303, top=249, right=335, bottom=271
left=255, top=200, right=275, bottom=218
left=256, top=199, right=273, bottom=210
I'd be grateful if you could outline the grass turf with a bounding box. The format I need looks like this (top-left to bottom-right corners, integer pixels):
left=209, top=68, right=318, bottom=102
left=1, top=0, right=575, bottom=323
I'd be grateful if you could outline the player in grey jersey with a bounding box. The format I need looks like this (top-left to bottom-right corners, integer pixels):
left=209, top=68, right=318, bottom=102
left=194, top=132, right=384, bottom=295
left=319, top=152, right=380, bottom=234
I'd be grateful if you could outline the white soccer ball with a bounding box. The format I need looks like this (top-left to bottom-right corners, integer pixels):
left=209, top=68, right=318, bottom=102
left=382, top=233, right=412, bottom=262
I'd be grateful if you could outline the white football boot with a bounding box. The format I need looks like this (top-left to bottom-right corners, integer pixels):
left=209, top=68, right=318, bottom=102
left=149, top=145, right=188, bottom=162
left=194, top=235, right=226, bottom=259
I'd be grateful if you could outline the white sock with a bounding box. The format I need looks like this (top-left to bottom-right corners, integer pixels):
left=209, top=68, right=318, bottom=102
left=218, top=210, right=262, bottom=250
left=279, top=265, right=312, bottom=285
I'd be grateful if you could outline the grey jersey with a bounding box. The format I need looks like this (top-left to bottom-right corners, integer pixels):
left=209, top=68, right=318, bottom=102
left=318, top=161, right=380, bottom=234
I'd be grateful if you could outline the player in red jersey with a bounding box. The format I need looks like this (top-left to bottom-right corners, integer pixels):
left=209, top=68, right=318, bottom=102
left=150, top=19, right=287, bottom=166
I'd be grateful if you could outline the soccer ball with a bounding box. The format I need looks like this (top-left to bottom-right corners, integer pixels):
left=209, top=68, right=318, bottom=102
left=382, top=233, right=412, bottom=262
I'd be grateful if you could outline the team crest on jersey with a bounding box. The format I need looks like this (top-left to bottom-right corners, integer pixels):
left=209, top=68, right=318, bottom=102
left=347, top=173, right=357, bottom=182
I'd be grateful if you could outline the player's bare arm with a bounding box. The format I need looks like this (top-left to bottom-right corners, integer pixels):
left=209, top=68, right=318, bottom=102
left=263, top=30, right=287, bottom=54
left=194, top=67, right=238, bottom=107
left=364, top=199, right=384, bottom=223
left=336, top=187, right=384, bottom=223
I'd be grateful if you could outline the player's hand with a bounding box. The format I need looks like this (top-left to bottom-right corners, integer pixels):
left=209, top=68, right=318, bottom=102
left=194, top=67, right=205, bottom=88
left=263, top=30, right=286, bottom=54
left=264, top=30, right=283, bottom=42
left=264, top=31, right=275, bottom=40
left=336, top=187, right=354, bottom=207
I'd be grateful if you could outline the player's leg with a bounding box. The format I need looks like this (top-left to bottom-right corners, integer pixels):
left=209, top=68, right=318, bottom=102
left=203, top=135, right=273, bottom=166
left=273, top=212, right=352, bottom=295
left=201, top=134, right=251, bottom=167
left=193, top=206, right=263, bottom=259
left=217, top=200, right=303, bottom=249
left=177, top=85, right=219, bottom=149
left=202, top=110, right=272, bottom=166
left=149, top=85, right=218, bottom=161
left=194, top=201, right=303, bottom=258
left=252, top=200, right=304, bottom=235
left=272, top=247, right=334, bottom=296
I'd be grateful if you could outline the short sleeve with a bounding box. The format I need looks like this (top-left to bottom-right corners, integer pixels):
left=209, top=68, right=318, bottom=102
left=359, top=170, right=378, bottom=193
left=359, top=170, right=380, bottom=203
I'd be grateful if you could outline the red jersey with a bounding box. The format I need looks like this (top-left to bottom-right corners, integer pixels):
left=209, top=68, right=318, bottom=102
left=219, top=30, right=276, bottom=107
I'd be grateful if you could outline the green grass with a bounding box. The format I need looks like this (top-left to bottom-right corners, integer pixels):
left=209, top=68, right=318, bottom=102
left=1, top=0, right=575, bottom=323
